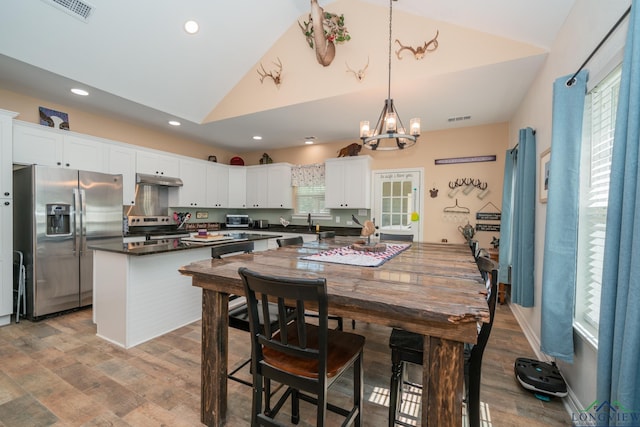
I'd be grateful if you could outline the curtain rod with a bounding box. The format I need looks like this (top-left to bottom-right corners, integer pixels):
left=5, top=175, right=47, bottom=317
left=566, top=5, right=632, bottom=86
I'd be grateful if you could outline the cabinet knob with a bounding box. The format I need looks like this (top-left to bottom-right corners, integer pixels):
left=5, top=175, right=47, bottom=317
left=57, top=162, right=62, bottom=166
left=66, top=163, right=70, bottom=167
left=4, top=201, right=9, bottom=206
left=3, top=192, right=9, bottom=197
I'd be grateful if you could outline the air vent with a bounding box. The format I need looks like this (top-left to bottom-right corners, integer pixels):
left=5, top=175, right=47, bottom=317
left=447, top=115, right=472, bottom=122
left=41, top=0, right=95, bottom=21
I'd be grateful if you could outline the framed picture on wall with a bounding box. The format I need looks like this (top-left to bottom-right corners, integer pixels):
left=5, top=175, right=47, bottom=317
left=539, top=148, right=551, bottom=203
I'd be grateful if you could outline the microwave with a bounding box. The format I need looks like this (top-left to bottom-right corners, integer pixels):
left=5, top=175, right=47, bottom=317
left=226, top=214, right=250, bottom=228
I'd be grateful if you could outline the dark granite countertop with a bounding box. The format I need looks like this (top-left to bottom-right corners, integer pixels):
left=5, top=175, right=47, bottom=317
left=251, top=225, right=362, bottom=236
left=89, top=233, right=279, bottom=256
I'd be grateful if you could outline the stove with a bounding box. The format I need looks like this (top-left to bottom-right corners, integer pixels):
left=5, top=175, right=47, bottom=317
left=127, top=215, right=190, bottom=239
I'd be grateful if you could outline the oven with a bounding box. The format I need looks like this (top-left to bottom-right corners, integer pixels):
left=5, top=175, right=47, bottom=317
left=225, top=214, right=250, bottom=228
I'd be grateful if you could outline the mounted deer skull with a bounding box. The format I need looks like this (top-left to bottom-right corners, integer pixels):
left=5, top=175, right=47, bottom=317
left=395, top=30, right=439, bottom=60
left=257, top=58, right=283, bottom=88
left=345, top=56, right=369, bottom=82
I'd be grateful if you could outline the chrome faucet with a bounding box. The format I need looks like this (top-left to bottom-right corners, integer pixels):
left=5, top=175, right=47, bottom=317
left=307, top=213, right=313, bottom=231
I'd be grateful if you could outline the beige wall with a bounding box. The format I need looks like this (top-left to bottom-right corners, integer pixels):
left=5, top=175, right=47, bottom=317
left=0, top=87, right=234, bottom=162
left=242, top=123, right=508, bottom=247
left=1, top=86, right=507, bottom=247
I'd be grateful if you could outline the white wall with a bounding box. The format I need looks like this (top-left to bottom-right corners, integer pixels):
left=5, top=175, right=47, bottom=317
left=509, top=0, right=631, bottom=410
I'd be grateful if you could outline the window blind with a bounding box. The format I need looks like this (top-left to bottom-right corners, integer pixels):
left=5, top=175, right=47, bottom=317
left=575, top=66, right=620, bottom=340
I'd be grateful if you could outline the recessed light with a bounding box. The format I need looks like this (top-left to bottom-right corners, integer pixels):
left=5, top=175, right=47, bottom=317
left=305, top=140, right=314, bottom=145
left=304, top=136, right=316, bottom=144
left=71, top=88, right=89, bottom=96
left=184, top=20, right=199, bottom=34
left=252, top=136, right=263, bottom=140
left=168, top=120, right=181, bottom=126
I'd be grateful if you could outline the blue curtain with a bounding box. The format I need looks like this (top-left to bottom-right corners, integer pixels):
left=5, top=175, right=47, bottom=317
left=498, top=149, right=516, bottom=285
left=510, top=128, right=536, bottom=307
left=540, top=70, right=588, bottom=363
left=597, top=2, right=640, bottom=421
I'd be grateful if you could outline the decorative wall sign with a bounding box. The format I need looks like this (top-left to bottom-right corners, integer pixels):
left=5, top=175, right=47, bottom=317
left=476, top=212, right=501, bottom=221
left=476, top=201, right=501, bottom=221
left=435, top=155, right=496, bottom=165
left=476, top=223, right=500, bottom=232
left=196, top=211, right=209, bottom=219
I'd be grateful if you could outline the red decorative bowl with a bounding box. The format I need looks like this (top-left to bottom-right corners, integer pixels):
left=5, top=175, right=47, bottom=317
left=230, top=156, right=244, bottom=166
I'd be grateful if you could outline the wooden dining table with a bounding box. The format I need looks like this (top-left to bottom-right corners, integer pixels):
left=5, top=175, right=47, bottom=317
left=179, top=237, right=489, bottom=426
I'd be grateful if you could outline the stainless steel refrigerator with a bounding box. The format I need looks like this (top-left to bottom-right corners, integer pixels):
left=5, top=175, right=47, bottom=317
left=13, top=165, right=123, bottom=319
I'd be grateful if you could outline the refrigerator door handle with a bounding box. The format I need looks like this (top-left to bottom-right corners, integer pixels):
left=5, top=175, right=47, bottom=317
left=72, top=188, right=79, bottom=255
left=79, top=189, right=87, bottom=253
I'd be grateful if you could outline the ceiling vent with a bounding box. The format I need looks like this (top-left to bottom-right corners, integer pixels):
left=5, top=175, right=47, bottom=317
left=41, top=0, right=95, bottom=22
left=447, top=115, right=472, bottom=123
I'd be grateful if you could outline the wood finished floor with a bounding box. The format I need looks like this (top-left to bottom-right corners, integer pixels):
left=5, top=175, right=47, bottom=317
left=0, top=304, right=570, bottom=426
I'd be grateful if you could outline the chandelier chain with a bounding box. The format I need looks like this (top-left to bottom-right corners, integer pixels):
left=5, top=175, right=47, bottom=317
left=387, top=0, right=393, bottom=100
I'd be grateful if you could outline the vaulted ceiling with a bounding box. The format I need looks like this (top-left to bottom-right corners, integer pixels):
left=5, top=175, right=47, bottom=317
left=0, top=0, right=576, bottom=152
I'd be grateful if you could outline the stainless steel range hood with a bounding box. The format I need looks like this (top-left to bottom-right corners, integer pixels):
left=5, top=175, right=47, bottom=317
left=136, top=173, right=183, bottom=187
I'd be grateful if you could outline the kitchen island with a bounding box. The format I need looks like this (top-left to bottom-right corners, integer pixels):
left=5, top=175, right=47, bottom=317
left=89, top=233, right=277, bottom=348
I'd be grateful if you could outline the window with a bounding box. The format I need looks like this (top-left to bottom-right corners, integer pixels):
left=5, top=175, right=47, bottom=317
left=292, top=163, right=329, bottom=215
left=295, top=184, right=328, bottom=215
left=380, top=180, right=413, bottom=228
left=575, top=65, right=621, bottom=344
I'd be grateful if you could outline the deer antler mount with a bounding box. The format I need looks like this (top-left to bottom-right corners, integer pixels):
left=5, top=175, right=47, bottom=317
left=257, top=58, right=283, bottom=88
left=395, top=30, right=439, bottom=60
left=345, top=56, right=369, bottom=82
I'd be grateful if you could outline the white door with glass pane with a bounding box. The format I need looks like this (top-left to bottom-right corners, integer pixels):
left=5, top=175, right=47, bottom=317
left=372, top=169, right=423, bottom=241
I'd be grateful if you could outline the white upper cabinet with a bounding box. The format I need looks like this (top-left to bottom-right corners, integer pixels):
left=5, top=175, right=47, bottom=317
left=13, top=122, right=64, bottom=167
left=169, top=158, right=207, bottom=207
left=107, top=145, right=137, bottom=205
left=245, top=166, right=268, bottom=208
left=325, top=155, right=372, bottom=209
left=206, top=162, right=229, bottom=208
left=13, top=122, right=108, bottom=173
left=63, top=135, right=108, bottom=173
left=136, top=149, right=179, bottom=177
left=266, top=163, right=292, bottom=208
left=228, top=166, right=246, bottom=208
left=245, top=163, right=292, bottom=209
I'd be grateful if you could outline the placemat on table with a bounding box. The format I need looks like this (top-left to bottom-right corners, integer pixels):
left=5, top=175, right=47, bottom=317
left=300, top=243, right=411, bottom=267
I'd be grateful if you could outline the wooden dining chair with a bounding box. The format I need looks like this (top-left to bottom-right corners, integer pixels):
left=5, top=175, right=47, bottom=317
left=387, top=256, right=498, bottom=427
left=379, top=233, right=414, bottom=242
left=238, top=267, right=365, bottom=427
left=276, top=234, right=346, bottom=331
left=211, top=241, right=294, bottom=390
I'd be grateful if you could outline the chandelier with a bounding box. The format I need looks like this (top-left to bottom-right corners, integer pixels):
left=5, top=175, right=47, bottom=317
left=359, top=0, right=420, bottom=150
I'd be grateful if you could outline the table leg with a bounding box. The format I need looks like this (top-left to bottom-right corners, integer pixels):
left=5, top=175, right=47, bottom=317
left=422, top=336, right=464, bottom=426
left=201, top=289, right=229, bottom=426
